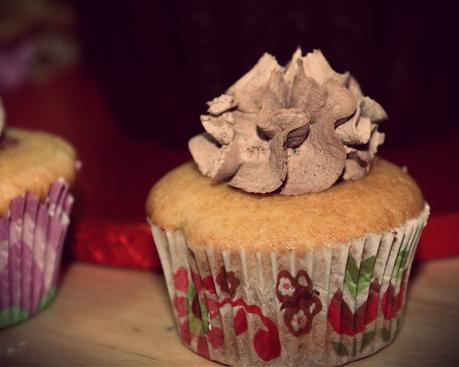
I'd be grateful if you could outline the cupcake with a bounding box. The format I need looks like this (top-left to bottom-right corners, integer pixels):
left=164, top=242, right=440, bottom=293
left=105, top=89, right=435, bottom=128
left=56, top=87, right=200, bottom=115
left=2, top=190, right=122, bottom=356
left=146, top=49, right=429, bottom=366
left=0, top=99, right=78, bottom=328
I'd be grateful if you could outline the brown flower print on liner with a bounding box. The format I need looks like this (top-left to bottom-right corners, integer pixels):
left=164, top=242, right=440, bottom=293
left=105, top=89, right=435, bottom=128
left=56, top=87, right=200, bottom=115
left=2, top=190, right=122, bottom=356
left=216, top=267, right=240, bottom=297
left=275, top=269, right=322, bottom=336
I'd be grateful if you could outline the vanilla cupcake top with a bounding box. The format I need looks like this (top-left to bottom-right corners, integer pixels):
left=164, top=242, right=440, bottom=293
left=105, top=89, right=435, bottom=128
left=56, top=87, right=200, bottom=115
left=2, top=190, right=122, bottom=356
left=189, top=49, right=387, bottom=195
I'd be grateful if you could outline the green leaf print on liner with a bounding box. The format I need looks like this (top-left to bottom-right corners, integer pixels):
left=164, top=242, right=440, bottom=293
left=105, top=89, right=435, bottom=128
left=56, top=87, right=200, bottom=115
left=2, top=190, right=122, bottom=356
left=360, top=330, right=375, bottom=352
left=187, top=283, right=196, bottom=303
left=351, top=338, right=357, bottom=357
left=344, top=255, right=376, bottom=298
left=394, top=247, right=411, bottom=281
left=189, top=313, right=206, bottom=336
left=356, top=256, right=376, bottom=295
left=395, top=317, right=402, bottom=337
left=331, top=341, right=349, bottom=356
left=39, top=287, right=57, bottom=311
left=344, top=255, right=359, bottom=298
left=381, top=326, right=391, bottom=342
left=0, top=307, right=28, bottom=328
left=187, top=284, right=209, bottom=336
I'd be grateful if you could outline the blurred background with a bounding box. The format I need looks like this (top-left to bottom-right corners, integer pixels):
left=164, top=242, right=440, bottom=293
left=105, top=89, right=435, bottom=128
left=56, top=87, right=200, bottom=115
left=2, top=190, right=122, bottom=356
left=1, top=0, right=458, bottom=267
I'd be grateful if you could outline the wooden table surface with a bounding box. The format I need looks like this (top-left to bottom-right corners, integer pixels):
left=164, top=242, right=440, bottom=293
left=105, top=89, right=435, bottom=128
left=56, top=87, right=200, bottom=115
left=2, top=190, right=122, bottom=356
left=1, top=258, right=459, bottom=366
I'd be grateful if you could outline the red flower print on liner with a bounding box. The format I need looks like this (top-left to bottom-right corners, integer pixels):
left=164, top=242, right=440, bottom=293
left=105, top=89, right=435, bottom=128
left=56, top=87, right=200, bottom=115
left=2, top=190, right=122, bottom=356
left=197, top=336, right=210, bottom=358
left=381, top=270, right=407, bottom=320
left=215, top=266, right=280, bottom=361
left=192, top=271, right=204, bottom=293
left=192, top=294, right=204, bottom=320
left=275, top=269, right=322, bottom=337
left=174, top=266, right=189, bottom=292
left=234, top=308, right=248, bottom=336
left=202, top=275, right=217, bottom=294
left=171, top=266, right=281, bottom=362
left=180, top=321, right=192, bottom=345
left=219, top=297, right=281, bottom=362
left=172, top=267, right=217, bottom=358
left=173, top=295, right=187, bottom=317
left=381, top=247, right=411, bottom=321
left=327, top=279, right=380, bottom=336
left=192, top=271, right=218, bottom=319
left=206, top=298, right=219, bottom=320
left=208, top=326, right=224, bottom=348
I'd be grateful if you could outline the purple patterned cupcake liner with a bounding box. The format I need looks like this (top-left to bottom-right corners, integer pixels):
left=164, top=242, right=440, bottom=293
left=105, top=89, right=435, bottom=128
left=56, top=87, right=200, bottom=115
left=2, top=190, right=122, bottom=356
left=0, top=179, right=74, bottom=328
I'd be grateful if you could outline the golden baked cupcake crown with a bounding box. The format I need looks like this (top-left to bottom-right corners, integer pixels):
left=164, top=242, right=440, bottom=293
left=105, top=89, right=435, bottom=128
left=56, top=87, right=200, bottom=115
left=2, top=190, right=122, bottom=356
left=189, top=49, right=387, bottom=195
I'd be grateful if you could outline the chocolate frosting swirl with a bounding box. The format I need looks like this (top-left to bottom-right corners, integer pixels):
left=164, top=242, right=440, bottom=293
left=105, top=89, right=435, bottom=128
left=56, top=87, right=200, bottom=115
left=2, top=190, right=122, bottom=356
left=189, top=49, right=387, bottom=195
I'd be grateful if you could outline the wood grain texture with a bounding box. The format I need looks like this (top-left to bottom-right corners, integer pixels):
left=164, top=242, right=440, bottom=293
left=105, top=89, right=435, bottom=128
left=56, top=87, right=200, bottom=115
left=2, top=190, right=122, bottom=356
left=1, top=258, right=458, bottom=366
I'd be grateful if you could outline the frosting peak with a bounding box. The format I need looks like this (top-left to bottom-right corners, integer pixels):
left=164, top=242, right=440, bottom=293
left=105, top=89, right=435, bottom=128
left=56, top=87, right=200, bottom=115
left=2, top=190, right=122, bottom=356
left=189, top=49, right=387, bottom=195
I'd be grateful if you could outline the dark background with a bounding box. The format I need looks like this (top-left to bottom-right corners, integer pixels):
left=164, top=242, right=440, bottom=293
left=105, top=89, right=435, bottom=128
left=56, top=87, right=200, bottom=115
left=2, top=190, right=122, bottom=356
left=75, top=0, right=459, bottom=148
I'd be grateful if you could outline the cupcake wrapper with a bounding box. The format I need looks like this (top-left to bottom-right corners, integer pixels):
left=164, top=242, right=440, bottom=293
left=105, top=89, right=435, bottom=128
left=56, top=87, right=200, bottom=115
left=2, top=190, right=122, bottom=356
left=0, top=179, right=74, bottom=328
left=150, top=204, right=429, bottom=366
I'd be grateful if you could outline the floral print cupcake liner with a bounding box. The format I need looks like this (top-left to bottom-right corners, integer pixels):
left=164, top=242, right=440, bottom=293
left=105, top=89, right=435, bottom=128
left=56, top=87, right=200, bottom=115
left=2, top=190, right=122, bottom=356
left=150, top=204, right=429, bottom=366
left=0, top=179, right=74, bottom=328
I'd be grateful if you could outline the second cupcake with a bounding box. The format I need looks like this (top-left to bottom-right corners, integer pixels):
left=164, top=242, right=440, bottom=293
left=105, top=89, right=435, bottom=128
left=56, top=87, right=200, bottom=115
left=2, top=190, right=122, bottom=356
left=0, top=99, right=78, bottom=328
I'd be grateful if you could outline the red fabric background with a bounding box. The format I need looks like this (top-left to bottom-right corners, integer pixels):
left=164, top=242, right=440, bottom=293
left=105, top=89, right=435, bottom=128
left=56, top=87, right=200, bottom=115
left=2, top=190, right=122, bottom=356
left=3, top=69, right=459, bottom=269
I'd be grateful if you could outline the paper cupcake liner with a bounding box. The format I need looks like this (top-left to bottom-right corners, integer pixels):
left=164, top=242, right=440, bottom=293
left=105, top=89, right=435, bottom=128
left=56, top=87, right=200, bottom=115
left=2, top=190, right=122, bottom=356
left=150, top=204, right=429, bottom=366
left=0, top=179, right=74, bottom=328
